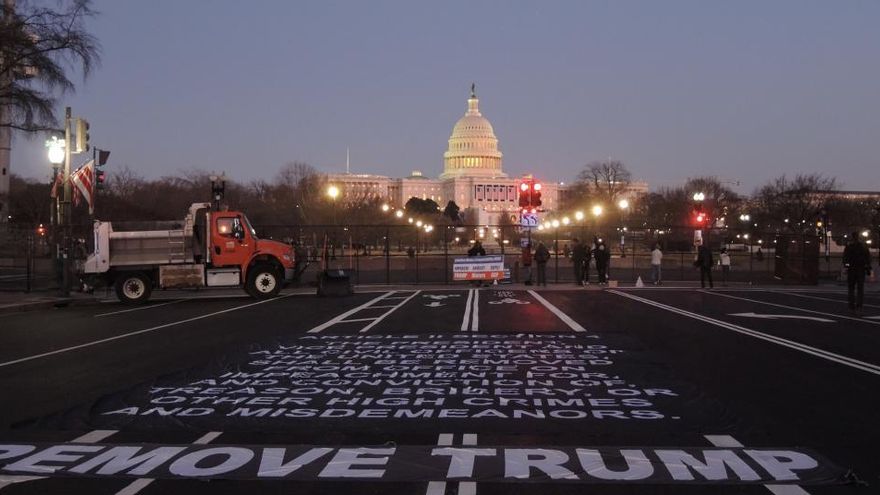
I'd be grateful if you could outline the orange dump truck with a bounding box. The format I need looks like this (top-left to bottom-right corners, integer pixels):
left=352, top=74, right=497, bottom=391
left=79, top=202, right=295, bottom=303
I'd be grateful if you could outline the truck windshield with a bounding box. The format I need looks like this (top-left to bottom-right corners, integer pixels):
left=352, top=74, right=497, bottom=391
left=241, top=215, right=258, bottom=240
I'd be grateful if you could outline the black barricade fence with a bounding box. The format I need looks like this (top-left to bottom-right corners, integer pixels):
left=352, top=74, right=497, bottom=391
left=0, top=222, right=870, bottom=291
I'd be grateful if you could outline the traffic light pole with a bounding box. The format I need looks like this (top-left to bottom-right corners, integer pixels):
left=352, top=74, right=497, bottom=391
left=60, top=107, right=72, bottom=297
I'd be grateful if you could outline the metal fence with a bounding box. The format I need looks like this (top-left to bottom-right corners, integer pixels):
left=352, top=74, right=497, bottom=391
left=0, top=222, right=866, bottom=292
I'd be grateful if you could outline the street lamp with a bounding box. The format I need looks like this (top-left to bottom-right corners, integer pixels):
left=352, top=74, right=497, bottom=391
left=381, top=203, right=390, bottom=213
left=618, top=199, right=629, bottom=210
left=693, top=192, right=705, bottom=202
left=617, top=199, right=630, bottom=258
left=562, top=216, right=570, bottom=226
left=46, top=137, right=65, bottom=165
left=395, top=209, right=404, bottom=218
left=592, top=205, right=603, bottom=217
left=326, top=185, right=340, bottom=200
left=575, top=211, right=584, bottom=221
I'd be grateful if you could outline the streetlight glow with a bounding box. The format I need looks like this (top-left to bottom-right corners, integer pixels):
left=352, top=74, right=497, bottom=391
left=618, top=199, right=629, bottom=210
left=326, top=185, right=340, bottom=200
left=575, top=211, right=584, bottom=221
left=395, top=209, right=404, bottom=218
left=592, top=205, right=603, bottom=217
left=46, top=137, right=65, bottom=165
left=562, top=216, right=570, bottom=225
left=693, top=192, right=706, bottom=201
left=416, top=220, right=423, bottom=227
left=862, top=230, right=870, bottom=238
left=551, top=219, right=560, bottom=228
left=381, top=203, right=390, bottom=212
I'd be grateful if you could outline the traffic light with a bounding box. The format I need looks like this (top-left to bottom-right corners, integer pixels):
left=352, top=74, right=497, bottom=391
left=518, top=182, right=530, bottom=208
left=75, top=118, right=90, bottom=153
left=36, top=224, right=46, bottom=237
left=532, top=182, right=542, bottom=207
left=95, top=148, right=110, bottom=192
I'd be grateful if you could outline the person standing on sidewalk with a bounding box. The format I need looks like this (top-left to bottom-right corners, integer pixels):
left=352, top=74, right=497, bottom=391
left=595, top=242, right=610, bottom=285
left=571, top=238, right=585, bottom=286
left=521, top=242, right=534, bottom=285
left=534, top=241, right=550, bottom=287
left=719, top=248, right=731, bottom=286
left=843, top=231, right=872, bottom=313
left=650, top=243, right=663, bottom=285
left=695, top=241, right=714, bottom=289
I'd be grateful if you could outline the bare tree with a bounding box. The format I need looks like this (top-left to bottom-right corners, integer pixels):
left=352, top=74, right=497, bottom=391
left=575, top=160, right=632, bottom=205
left=108, top=165, right=143, bottom=200
left=752, top=174, right=837, bottom=233
left=1, top=0, right=100, bottom=132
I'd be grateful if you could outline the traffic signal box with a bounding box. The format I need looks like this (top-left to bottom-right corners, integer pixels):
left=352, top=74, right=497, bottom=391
left=693, top=204, right=708, bottom=226
left=518, top=179, right=543, bottom=210
left=95, top=149, right=110, bottom=191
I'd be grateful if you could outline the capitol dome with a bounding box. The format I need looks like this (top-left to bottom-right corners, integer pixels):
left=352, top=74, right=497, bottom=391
left=441, top=85, right=506, bottom=179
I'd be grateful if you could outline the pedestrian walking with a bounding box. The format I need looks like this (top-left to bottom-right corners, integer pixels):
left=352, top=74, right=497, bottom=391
left=719, top=248, right=731, bottom=286
left=843, top=232, right=872, bottom=313
left=695, top=241, right=714, bottom=289
left=595, top=242, right=610, bottom=284
left=650, top=243, right=663, bottom=285
left=522, top=243, right=534, bottom=285
left=535, top=241, right=550, bottom=287
left=571, top=238, right=585, bottom=286
left=755, top=247, right=764, bottom=262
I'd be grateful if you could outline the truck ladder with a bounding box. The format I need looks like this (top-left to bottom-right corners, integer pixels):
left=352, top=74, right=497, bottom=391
left=168, top=230, right=187, bottom=263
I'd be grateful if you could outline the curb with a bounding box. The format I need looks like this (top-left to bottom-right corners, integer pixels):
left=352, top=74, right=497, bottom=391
left=0, top=295, right=102, bottom=315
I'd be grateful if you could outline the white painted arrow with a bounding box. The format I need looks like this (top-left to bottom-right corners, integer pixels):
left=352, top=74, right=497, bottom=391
left=424, top=301, right=446, bottom=308
left=729, top=312, right=835, bottom=323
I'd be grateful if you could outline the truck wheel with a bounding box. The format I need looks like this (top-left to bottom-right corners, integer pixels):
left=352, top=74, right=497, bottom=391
left=247, top=264, right=281, bottom=299
left=115, top=272, right=152, bottom=304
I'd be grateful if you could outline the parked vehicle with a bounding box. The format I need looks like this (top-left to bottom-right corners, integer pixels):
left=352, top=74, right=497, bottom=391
left=79, top=202, right=295, bottom=303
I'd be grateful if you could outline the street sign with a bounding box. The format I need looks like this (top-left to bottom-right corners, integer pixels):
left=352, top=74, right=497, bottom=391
left=520, top=212, right=538, bottom=228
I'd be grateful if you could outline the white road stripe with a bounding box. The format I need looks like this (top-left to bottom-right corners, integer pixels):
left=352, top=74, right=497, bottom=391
left=0, top=295, right=295, bottom=369
left=462, top=433, right=477, bottom=445
left=94, top=299, right=186, bottom=318
left=437, top=433, right=453, bottom=446
left=780, top=291, right=880, bottom=310
left=461, top=289, right=474, bottom=332
left=425, top=481, right=447, bottom=495
left=610, top=290, right=880, bottom=376
left=116, top=431, right=222, bottom=495
left=528, top=290, right=586, bottom=332
left=705, top=290, right=880, bottom=326
left=360, top=291, right=421, bottom=333
left=307, top=292, right=391, bottom=333
left=704, top=435, right=810, bottom=495
left=459, top=482, right=477, bottom=495
left=72, top=429, right=118, bottom=443
left=470, top=290, right=479, bottom=332
left=339, top=317, right=378, bottom=323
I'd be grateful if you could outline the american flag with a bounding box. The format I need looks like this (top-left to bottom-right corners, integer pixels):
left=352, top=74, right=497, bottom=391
left=70, top=160, right=95, bottom=214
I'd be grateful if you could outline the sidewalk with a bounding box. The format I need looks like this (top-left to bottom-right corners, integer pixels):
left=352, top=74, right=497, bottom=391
left=0, top=290, right=100, bottom=315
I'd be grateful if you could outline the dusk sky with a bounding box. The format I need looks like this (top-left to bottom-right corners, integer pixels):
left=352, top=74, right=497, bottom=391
left=11, top=0, right=880, bottom=193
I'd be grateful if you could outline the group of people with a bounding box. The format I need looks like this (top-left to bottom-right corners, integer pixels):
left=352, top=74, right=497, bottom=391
left=569, top=238, right=612, bottom=286
left=520, top=241, right=551, bottom=286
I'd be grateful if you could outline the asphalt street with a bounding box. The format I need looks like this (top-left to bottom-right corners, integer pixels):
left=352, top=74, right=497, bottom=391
left=0, top=285, right=877, bottom=494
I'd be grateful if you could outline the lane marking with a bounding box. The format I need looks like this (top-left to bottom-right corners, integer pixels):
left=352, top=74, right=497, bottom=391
left=459, top=481, right=477, bottom=495
left=338, top=317, right=378, bottom=323
left=461, top=289, right=474, bottom=332
left=437, top=433, right=453, bottom=446
left=72, top=430, right=118, bottom=443
left=705, top=290, right=880, bottom=327
left=116, top=431, right=222, bottom=495
left=425, top=481, right=447, bottom=495
left=94, top=299, right=187, bottom=318
left=780, top=291, right=880, bottom=310
left=360, top=291, right=421, bottom=333
left=609, top=290, right=880, bottom=376
left=470, top=289, right=479, bottom=332
left=728, top=312, right=835, bottom=323
left=307, top=292, right=392, bottom=333
left=0, top=295, right=295, bottom=369
left=366, top=305, right=400, bottom=309
left=528, top=290, right=586, bottom=332
left=462, top=433, right=477, bottom=446
left=705, top=435, right=810, bottom=495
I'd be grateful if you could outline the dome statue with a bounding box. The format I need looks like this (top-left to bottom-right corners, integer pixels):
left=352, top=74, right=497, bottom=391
left=441, top=85, right=506, bottom=179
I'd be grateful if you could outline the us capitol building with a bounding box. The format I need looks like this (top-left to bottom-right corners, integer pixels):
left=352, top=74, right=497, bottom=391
left=326, top=86, right=645, bottom=224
